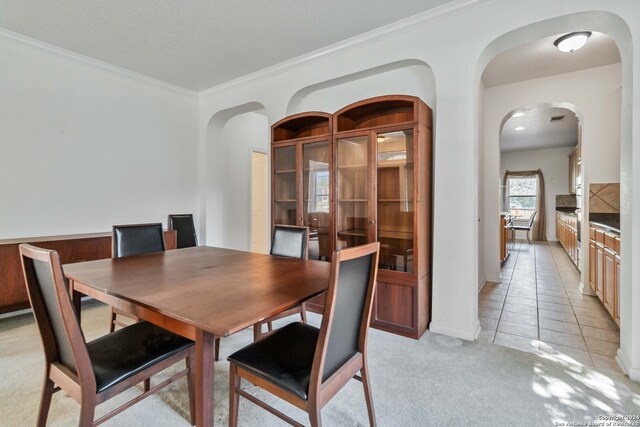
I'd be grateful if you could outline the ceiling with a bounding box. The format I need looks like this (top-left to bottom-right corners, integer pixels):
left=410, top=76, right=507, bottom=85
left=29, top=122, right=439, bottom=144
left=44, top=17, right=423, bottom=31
left=483, top=31, right=620, bottom=88
left=0, top=0, right=455, bottom=91
left=501, top=107, right=578, bottom=152
left=487, top=31, right=620, bottom=152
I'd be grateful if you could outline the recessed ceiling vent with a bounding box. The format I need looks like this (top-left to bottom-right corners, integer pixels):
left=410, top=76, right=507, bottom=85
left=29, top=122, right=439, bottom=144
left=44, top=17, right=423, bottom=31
left=548, top=115, right=565, bottom=122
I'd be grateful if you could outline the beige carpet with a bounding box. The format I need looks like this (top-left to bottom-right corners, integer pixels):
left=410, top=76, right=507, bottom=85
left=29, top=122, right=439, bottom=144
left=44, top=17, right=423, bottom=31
left=1, top=300, right=639, bottom=426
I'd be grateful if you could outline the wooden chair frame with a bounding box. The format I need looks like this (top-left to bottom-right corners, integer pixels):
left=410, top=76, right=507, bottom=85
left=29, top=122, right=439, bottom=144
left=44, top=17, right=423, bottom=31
left=20, top=244, right=196, bottom=427
left=230, top=242, right=380, bottom=427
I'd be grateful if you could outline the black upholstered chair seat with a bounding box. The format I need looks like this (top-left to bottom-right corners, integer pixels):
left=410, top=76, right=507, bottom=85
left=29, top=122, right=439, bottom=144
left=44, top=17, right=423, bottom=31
left=228, top=322, right=319, bottom=400
left=88, top=321, right=193, bottom=393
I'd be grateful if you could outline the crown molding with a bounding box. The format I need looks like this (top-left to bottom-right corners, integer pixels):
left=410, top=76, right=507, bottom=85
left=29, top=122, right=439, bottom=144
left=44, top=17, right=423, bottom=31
left=0, top=28, right=198, bottom=98
left=199, top=0, right=497, bottom=98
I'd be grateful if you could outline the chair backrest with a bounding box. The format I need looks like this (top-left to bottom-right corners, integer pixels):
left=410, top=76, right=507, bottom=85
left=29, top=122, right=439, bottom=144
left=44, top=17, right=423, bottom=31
left=270, top=225, right=309, bottom=259
left=168, top=214, right=198, bottom=249
left=311, top=242, right=380, bottom=384
left=527, top=210, right=537, bottom=228
left=112, top=223, right=165, bottom=258
left=19, top=244, right=95, bottom=388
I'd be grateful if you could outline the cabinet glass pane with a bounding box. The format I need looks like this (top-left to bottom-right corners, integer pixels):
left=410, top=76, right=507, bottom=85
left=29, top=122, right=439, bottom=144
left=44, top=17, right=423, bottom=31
left=377, top=130, right=414, bottom=273
left=336, top=136, right=368, bottom=249
left=273, top=146, right=297, bottom=226
left=303, top=141, right=331, bottom=260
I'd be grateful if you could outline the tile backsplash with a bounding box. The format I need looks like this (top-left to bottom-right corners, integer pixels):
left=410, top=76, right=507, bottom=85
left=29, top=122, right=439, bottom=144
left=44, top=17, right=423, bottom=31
left=589, top=183, right=620, bottom=213
left=556, top=194, right=577, bottom=209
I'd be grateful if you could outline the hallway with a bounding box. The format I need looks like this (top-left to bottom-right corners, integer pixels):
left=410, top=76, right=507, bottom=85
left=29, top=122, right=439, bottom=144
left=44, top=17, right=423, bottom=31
left=479, top=241, right=622, bottom=374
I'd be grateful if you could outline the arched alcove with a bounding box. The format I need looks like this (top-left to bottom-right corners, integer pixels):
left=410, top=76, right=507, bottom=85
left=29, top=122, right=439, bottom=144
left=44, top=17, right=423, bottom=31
left=286, top=59, right=436, bottom=115
left=476, top=11, right=636, bottom=379
left=205, top=102, right=268, bottom=250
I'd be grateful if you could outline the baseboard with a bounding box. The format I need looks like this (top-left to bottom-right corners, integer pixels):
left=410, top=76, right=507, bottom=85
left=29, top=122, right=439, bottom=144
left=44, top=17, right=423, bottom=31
left=616, top=348, right=640, bottom=381
left=478, top=275, right=487, bottom=291
left=429, top=321, right=479, bottom=341
left=579, top=282, right=596, bottom=296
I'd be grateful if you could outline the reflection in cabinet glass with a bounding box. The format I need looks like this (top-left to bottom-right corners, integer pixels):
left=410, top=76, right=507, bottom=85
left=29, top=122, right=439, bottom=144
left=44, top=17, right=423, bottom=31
left=273, top=145, right=297, bottom=225
left=336, top=136, right=369, bottom=249
left=377, top=130, right=414, bottom=273
left=303, top=141, right=331, bottom=260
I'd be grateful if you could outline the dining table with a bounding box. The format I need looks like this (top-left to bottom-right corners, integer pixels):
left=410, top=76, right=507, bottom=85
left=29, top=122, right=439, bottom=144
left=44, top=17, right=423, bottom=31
left=63, top=246, right=331, bottom=427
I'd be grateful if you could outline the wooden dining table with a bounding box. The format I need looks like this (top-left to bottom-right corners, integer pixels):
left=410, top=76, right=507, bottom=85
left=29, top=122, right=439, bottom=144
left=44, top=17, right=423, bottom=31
left=63, top=246, right=331, bottom=427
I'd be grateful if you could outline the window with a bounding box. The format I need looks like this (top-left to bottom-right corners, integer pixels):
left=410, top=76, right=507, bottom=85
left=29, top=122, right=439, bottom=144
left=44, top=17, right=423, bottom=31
left=508, top=176, right=537, bottom=218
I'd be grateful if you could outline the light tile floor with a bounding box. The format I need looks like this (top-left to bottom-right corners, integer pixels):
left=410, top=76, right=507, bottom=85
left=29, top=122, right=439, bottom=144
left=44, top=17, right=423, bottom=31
left=479, top=240, right=622, bottom=374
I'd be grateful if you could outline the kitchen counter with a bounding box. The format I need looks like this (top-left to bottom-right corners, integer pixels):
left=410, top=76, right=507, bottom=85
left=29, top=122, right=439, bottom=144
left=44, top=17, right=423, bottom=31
left=589, top=215, right=620, bottom=234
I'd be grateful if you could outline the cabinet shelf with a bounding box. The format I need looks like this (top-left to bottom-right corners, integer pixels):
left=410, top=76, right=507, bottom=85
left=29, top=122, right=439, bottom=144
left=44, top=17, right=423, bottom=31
left=275, top=169, right=296, bottom=174
left=337, top=229, right=368, bottom=237
left=338, top=164, right=367, bottom=169
left=275, top=199, right=296, bottom=203
left=338, top=199, right=367, bottom=202
left=378, top=199, right=413, bottom=202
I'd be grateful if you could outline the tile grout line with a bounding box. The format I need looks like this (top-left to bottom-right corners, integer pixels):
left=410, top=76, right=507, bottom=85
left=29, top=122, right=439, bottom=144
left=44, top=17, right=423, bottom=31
left=492, top=240, right=520, bottom=343
left=547, top=241, right=596, bottom=367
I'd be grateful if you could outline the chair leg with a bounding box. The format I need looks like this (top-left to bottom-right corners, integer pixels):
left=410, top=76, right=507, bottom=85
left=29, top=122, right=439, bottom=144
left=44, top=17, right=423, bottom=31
left=253, top=323, right=262, bottom=341
left=267, top=322, right=273, bottom=332
left=300, top=303, right=308, bottom=324
left=308, top=400, right=322, bottom=427
left=143, top=378, right=150, bottom=392
left=214, top=337, right=220, bottom=362
left=361, top=362, right=377, bottom=427
left=229, top=364, right=240, bottom=427
left=36, top=376, right=55, bottom=427
left=109, top=308, right=116, bottom=333
left=78, top=398, right=95, bottom=427
left=527, top=230, right=531, bottom=245
left=186, top=354, right=196, bottom=426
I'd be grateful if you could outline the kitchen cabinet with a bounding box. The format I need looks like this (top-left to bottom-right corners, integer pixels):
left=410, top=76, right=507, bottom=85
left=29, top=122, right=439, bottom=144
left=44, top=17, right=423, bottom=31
left=556, top=211, right=578, bottom=268
left=589, top=224, right=620, bottom=324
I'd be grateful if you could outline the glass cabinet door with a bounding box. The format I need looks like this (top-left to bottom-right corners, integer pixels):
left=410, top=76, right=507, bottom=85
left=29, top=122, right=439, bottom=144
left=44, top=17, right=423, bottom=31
left=336, top=136, right=369, bottom=249
left=303, top=141, right=331, bottom=260
left=376, top=130, right=414, bottom=273
left=273, top=145, right=298, bottom=226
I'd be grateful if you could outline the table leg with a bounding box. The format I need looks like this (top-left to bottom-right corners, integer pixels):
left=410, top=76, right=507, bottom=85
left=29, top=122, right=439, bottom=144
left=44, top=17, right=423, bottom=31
left=70, top=281, right=81, bottom=322
left=195, top=330, right=215, bottom=427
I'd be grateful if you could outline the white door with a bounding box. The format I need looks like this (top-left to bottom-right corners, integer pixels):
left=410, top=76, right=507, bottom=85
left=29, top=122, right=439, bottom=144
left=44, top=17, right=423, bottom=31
left=251, top=151, right=270, bottom=253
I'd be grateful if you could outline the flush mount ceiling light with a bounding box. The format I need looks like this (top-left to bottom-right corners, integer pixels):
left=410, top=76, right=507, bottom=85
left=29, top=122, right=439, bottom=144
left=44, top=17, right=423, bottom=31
left=554, top=31, right=592, bottom=53
left=515, top=126, right=525, bottom=131
left=512, top=112, right=525, bottom=118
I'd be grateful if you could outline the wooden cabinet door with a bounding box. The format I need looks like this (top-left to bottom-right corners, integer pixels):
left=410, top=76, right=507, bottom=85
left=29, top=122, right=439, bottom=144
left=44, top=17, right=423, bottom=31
left=272, top=144, right=300, bottom=226
left=336, top=134, right=370, bottom=249
left=589, top=238, right=597, bottom=291
left=375, top=128, right=415, bottom=274
left=595, top=243, right=605, bottom=299
left=603, top=247, right=616, bottom=317
left=302, top=140, right=332, bottom=261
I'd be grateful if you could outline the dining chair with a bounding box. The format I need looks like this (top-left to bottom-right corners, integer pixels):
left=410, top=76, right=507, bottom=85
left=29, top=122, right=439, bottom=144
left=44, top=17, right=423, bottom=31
left=253, top=224, right=310, bottom=341
left=168, top=214, right=198, bottom=249
left=109, top=223, right=166, bottom=332
left=509, top=210, right=537, bottom=245
left=19, top=244, right=196, bottom=427
left=228, top=242, right=380, bottom=427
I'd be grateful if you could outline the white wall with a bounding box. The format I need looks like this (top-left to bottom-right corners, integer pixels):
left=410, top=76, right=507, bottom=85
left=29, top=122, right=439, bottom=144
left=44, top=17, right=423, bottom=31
left=501, top=146, right=575, bottom=241
left=296, top=63, right=436, bottom=113
left=483, top=63, right=621, bottom=290
left=0, top=33, right=199, bottom=239
left=206, top=111, right=269, bottom=250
